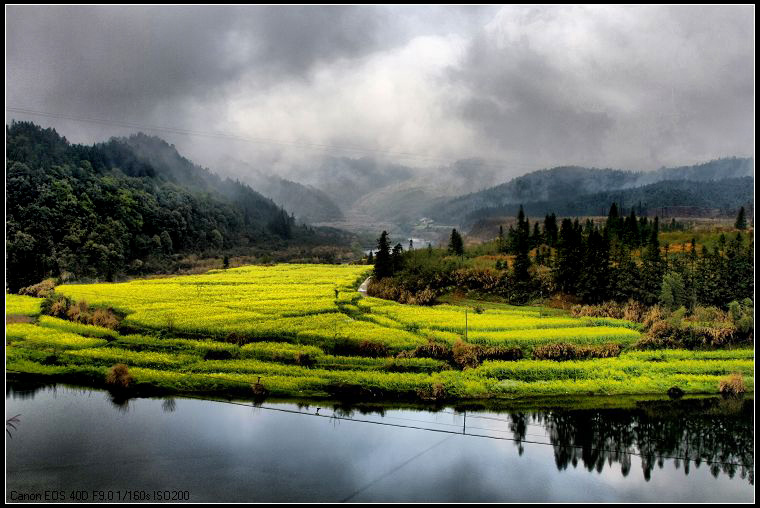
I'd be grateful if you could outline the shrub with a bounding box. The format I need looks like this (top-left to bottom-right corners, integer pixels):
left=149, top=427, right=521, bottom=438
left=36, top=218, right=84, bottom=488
left=719, top=373, right=746, bottom=397
left=414, top=288, right=437, bottom=306
left=571, top=301, right=624, bottom=319
left=358, top=340, right=389, bottom=358
left=294, top=352, right=315, bottom=367
left=397, top=340, right=452, bottom=362
left=91, top=308, right=120, bottom=329
left=19, top=279, right=56, bottom=298
left=416, top=382, right=447, bottom=401
left=225, top=332, right=246, bottom=346
left=728, top=299, right=754, bottom=337
left=204, top=350, right=233, bottom=361
left=633, top=335, right=680, bottom=350
left=251, top=376, right=270, bottom=398
left=106, top=364, right=133, bottom=388
left=532, top=342, right=622, bottom=361
left=623, top=300, right=646, bottom=322
left=452, top=340, right=480, bottom=369
left=641, top=305, right=665, bottom=330
left=480, top=346, right=523, bottom=362
left=66, top=300, right=89, bottom=323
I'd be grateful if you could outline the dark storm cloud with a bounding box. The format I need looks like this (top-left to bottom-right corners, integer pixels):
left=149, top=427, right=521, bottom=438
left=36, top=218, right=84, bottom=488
left=5, top=5, right=755, bottom=175
left=449, top=5, right=755, bottom=170
left=6, top=5, right=391, bottom=121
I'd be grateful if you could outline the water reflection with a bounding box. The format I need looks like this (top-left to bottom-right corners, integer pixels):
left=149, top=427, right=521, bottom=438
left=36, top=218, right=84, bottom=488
left=6, top=381, right=753, bottom=486
left=161, top=397, right=177, bottom=413
left=510, top=398, right=754, bottom=484
left=6, top=414, right=21, bottom=439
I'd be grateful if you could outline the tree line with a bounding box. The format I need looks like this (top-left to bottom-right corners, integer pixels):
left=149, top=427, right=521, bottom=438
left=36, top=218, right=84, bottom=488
left=368, top=204, right=753, bottom=309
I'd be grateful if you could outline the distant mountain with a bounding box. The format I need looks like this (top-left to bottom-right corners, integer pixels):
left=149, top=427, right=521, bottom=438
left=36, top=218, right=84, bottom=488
left=430, top=158, right=754, bottom=223
left=213, top=156, right=344, bottom=224
left=298, top=157, right=505, bottom=235
left=644, top=158, right=755, bottom=183
left=5, top=121, right=353, bottom=290
left=465, top=177, right=755, bottom=224
left=306, top=156, right=415, bottom=210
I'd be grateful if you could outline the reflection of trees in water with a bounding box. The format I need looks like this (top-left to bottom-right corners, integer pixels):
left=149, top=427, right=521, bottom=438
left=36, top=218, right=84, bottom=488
left=6, top=414, right=21, bottom=438
left=6, top=380, right=56, bottom=400
left=107, top=390, right=132, bottom=413
left=510, top=398, right=753, bottom=484
left=161, top=398, right=177, bottom=413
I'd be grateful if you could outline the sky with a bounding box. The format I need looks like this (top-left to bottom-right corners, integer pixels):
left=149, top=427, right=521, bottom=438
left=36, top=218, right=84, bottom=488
left=5, top=5, right=755, bottom=181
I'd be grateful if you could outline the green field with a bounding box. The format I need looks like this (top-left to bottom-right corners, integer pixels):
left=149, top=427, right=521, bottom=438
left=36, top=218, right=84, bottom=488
left=5, top=264, right=754, bottom=401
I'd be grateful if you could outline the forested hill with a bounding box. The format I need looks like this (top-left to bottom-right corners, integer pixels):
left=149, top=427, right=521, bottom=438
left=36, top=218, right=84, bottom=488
left=430, top=158, right=754, bottom=223
left=465, top=177, right=755, bottom=223
left=5, top=121, right=350, bottom=291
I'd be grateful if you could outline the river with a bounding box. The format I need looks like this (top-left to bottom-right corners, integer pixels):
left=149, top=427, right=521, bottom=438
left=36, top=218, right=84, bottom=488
left=5, top=381, right=754, bottom=502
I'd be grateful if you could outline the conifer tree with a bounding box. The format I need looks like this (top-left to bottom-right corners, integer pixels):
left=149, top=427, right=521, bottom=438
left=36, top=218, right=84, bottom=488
left=373, top=231, right=392, bottom=279
left=448, top=229, right=464, bottom=257
left=543, top=213, right=558, bottom=247
left=640, top=217, right=664, bottom=304
left=391, top=243, right=404, bottom=273
left=554, top=218, right=581, bottom=294
left=735, top=206, right=747, bottom=230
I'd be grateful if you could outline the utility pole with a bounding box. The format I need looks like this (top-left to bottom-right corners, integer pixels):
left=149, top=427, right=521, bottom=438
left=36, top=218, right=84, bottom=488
left=465, top=308, right=468, bottom=342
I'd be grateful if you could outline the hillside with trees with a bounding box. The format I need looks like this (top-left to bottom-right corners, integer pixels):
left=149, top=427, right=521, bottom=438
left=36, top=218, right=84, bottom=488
left=465, top=177, right=754, bottom=224
left=366, top=204, right=753, bottom=312
left=431, top=158, right=754, bottom=224
left=5, top=121, right=355, bottom=291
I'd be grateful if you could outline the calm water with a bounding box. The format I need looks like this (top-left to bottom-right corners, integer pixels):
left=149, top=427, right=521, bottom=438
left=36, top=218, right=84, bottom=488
left=5, top=382, right=754, bottom=502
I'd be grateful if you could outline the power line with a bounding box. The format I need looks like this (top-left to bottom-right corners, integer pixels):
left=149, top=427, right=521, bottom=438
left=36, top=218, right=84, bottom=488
left=5, top=106, right=541, bottom=170
left=5, top=370, right=753, bottom=469
left=340, top=435, right=453, bottom=502
left=179, top=394, right=754, bottom=469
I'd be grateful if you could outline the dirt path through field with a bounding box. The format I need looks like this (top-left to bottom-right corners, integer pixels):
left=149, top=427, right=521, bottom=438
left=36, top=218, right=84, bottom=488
left=357, top=277, right=371, bottom=296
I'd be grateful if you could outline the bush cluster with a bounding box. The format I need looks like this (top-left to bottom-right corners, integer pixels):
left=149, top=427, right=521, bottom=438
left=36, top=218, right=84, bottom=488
left=42, top=293, right=121, bottom=330
left=532, top=342, right=622, bottom=361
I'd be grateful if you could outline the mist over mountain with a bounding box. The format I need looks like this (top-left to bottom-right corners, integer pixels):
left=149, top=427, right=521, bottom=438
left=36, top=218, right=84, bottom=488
left=466, top=176, right=754, bottom=226
left=215, top=157, right=344, bottom=223
left=430, top=158, right=754, bottom=224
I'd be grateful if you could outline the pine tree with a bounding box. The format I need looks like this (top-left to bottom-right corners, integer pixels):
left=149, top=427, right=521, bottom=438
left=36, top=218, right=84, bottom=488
left=659, top=271, right=686, bottom=311
left=448, top=229, right=464, bottom=257
left=543, top=213, right=558, bottom=247
left=735, top=206, right=747, bottom=230
left=531, top=221, right=542, bottom=249
left=624, top=210, right=639, bottom=248
left=391, top=243, right=404, bottom=273
left=554, top=218, right=581, bottom=294
left=609, top=244, right=640, bottom=302
left=640, top=217, right=664, bottom=305
left=577, top=228, right=610, bottom=303
left=373, top=231, right=392, bottom=279
left=606, top=203, right=622, bottom=240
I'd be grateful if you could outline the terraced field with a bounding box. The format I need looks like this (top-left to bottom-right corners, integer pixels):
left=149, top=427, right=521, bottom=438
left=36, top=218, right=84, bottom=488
left=4, top=265, right=754, bottom=401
